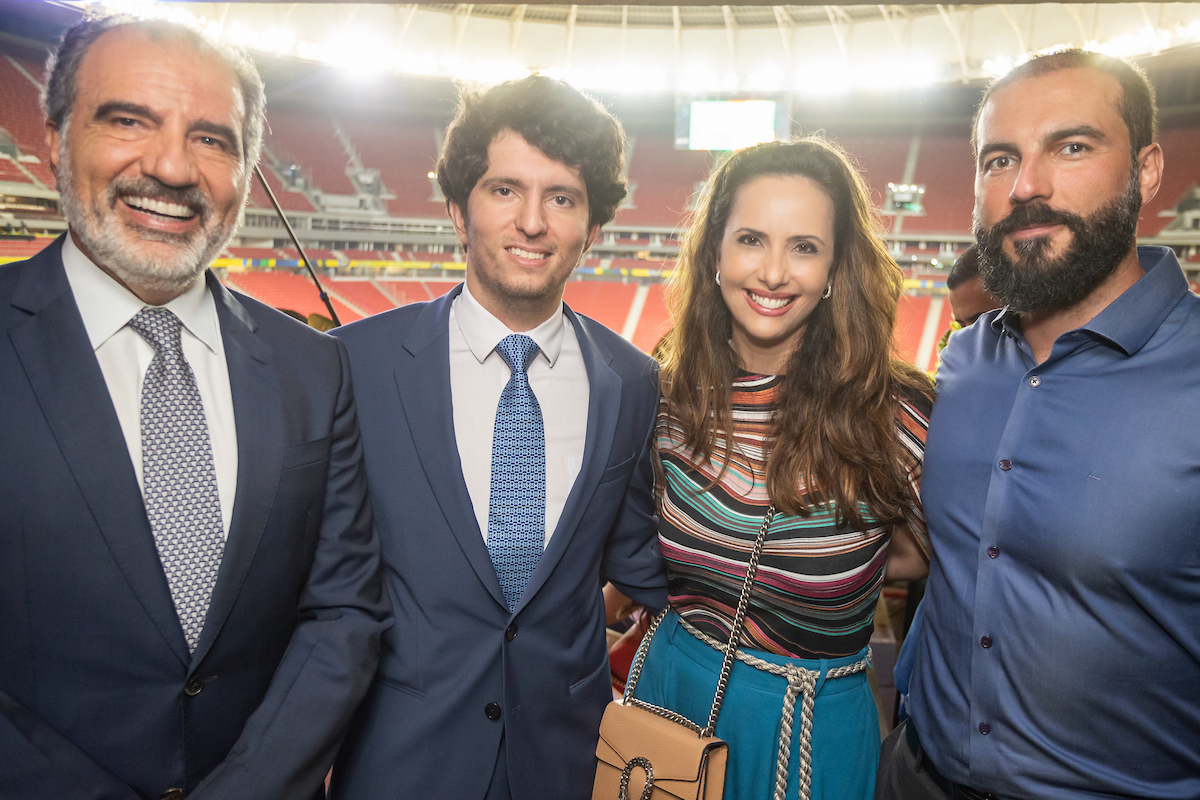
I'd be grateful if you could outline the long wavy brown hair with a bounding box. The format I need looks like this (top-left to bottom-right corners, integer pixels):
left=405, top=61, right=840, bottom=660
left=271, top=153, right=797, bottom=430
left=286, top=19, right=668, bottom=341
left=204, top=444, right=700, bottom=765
left=657, top=137, right=932, bottom=529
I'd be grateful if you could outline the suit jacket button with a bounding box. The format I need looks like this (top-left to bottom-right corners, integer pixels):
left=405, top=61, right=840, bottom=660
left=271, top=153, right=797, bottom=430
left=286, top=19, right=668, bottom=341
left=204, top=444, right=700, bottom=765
left=161, top=789, right=184, bottom=800
left=484, top=702, right=502, bottom=720
left=184, top=678, right=204, bottom=697
left=505, top=623, right=518, bottom=641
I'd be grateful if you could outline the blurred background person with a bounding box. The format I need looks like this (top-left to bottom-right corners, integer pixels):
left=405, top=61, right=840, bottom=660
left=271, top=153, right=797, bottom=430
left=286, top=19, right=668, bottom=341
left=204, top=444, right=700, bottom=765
left=946, top=246, right=1001, bottom=329
left=631, top=138, right=934, bottom=800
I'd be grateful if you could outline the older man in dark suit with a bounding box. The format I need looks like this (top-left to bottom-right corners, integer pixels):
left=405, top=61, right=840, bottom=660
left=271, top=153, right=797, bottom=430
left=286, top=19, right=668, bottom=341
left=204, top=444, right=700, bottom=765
left=0, top=16, right=389, bottom=799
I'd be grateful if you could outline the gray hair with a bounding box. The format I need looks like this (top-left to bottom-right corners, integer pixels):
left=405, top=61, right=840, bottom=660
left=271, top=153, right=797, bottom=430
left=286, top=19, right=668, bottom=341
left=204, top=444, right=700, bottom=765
left=42, top=14, right=265, bottom=170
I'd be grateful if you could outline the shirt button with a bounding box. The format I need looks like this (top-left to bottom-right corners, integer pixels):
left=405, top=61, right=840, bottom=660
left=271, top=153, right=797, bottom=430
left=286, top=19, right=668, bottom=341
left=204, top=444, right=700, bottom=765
left=979, top=721, right=991, bottom=735
left=981, top=636, right=993, bottom=648
left=987, top=546, right=1000, bottom=559
left=999, top=459, right=1012, bottom=471
left=505, top=623, right=518, bottom=641
left=1028, top=375, right=1041, bottom=387
left=484, top=702, right=502, bottom=720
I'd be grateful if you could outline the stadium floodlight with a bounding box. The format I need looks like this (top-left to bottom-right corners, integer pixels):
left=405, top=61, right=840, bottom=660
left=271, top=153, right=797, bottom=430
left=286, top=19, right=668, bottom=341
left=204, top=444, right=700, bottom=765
left=746, top=66, right=785, bottom=93
left=983, top=57, right=1015, bottom=79
left=258, top=26, right=298, bottom=57
left=679, top=64, right=722, bottom=95
left=545, top=65, right=668, bottom=94
left=441, top=56, right=531, bottom=85
left=794, top=61, right=851, bottom=95
left=1090, top=24, right=1176, bottom=58
left=887, top=184, right=926, bottom=214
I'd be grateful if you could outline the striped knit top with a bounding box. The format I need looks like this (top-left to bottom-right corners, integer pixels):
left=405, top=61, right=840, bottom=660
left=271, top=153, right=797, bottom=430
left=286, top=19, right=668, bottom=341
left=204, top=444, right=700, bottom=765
left=655, top=373, right=931, bottom=659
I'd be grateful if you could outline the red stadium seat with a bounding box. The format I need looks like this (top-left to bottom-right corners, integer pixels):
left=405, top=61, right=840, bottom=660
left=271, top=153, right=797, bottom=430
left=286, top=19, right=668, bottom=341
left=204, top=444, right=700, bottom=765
left=614, top=135, right=711, bottom=228
left=227, top=247, right=282, bottom=261
left=901, top=129, right=976, bottom=235
left=339, top=117, right=447, bottom=219
left=0, top=157, right=34, bottom=184
left=264, top=109, right=357, bottom=196
left=343, top=249, right=398, bottom=262
left=277, top=247, right=339, bottom=264
left=327, top=278, right=397, bottom=316
left=0, top=238, right=56, bottom=260
left=223, top=271, right=361, bottom=323
left=631, top=283, right=671, bottom=354
left=0, top=51, right=55, bottom=188
left=1140, top=125, right=1200, bottom=237
left=247, top=165, right=316, bottom=212
left=563, top=281, right=637, bottom=333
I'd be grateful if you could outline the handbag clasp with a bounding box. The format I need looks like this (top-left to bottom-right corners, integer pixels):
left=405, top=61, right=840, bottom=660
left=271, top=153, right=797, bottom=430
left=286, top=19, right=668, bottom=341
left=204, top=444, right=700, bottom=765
left=618, top=756, right=655, bottom=800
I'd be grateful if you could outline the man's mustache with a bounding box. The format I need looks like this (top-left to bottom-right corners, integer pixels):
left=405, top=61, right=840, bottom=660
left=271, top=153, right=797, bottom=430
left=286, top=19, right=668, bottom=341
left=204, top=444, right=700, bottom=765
left=106, top=177, right=210, bottom=221
left=988, top=202, right=1083, bottom=238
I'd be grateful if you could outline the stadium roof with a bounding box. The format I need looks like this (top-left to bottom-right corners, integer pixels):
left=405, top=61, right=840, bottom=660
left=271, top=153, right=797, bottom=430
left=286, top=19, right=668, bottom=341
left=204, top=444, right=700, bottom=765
left=7, top=2, right=1200, bottom=102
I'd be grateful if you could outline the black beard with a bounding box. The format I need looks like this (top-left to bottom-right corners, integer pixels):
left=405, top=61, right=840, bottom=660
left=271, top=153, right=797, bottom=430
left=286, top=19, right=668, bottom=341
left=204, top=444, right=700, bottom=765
left=974, top=177, right=1141, bottom=315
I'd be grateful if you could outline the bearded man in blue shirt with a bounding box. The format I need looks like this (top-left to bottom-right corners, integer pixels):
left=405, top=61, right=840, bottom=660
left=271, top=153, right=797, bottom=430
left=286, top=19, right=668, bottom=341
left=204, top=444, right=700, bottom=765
left=876, top=49, right=1200, bottom=800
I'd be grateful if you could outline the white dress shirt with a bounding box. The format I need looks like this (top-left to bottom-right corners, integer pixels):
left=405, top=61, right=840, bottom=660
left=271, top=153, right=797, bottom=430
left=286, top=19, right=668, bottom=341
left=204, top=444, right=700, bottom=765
left=449, top=284, right=590, bottom=546
left=61, top=234, right=239, bottom=539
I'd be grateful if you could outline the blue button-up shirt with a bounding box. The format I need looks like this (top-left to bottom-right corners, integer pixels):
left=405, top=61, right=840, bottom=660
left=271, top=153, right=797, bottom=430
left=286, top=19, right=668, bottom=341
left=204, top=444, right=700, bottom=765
left=909, top=247, right=1200, bottom=799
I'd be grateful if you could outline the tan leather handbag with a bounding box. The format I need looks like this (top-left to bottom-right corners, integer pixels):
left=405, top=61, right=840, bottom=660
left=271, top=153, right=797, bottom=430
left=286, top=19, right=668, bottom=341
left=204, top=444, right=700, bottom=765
left=592, top=508, right=776, bottom=800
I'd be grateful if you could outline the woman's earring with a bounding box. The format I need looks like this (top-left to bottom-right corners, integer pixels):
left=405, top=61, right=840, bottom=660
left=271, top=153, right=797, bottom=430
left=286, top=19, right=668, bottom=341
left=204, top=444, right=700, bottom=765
left=823, top=283, right=832, bottom=300
left=715, top=272, right=722, bottom=287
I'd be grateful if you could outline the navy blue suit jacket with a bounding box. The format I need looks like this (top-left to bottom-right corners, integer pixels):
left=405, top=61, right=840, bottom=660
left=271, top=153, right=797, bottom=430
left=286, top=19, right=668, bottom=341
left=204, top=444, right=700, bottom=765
left=329, top=286, right=668, bottom=800
left=0, top=237, right=391, bottom=799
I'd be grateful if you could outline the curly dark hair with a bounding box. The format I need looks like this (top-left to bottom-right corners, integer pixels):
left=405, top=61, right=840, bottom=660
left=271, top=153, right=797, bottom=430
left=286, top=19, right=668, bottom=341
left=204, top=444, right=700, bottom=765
left=436, top=75, right=627, bottom=231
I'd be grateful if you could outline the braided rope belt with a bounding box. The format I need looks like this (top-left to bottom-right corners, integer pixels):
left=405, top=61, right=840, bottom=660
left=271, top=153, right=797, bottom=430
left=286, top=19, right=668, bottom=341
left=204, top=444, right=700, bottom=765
left=677, top=615, right=871, bottom=800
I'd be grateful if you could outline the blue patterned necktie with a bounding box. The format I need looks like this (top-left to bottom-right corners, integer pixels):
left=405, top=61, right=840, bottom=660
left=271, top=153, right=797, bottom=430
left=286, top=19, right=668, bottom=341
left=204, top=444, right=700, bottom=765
left=487, top=334, right=546, bottom=612
left=129, top=307, right=225, bottom=653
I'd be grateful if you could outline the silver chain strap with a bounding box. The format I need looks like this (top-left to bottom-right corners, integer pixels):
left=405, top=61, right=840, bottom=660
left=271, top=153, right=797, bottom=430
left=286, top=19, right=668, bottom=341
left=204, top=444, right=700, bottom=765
left=705, top=504, right=774, bottom=735
left=623, top=505, right=777, bottom=739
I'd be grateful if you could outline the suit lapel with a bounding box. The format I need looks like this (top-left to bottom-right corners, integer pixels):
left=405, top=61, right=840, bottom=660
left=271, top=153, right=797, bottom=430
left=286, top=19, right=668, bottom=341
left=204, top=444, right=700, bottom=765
left=395, top=287, right=507, bottom=610
left=7, top=241, right=191, bottom=665
left=516, top=307, right=620, bottom=612
left=189, top=275, right=281, bottom=669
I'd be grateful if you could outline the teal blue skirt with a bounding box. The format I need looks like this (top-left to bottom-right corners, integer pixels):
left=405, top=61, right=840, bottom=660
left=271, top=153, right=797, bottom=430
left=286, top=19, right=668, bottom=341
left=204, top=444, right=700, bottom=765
left=633, top=611, right=878, bottom=800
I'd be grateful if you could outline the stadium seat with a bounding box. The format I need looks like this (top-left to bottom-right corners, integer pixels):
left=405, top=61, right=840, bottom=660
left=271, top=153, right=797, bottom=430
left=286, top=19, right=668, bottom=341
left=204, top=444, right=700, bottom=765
left=223, top=271, right=362, bottom=323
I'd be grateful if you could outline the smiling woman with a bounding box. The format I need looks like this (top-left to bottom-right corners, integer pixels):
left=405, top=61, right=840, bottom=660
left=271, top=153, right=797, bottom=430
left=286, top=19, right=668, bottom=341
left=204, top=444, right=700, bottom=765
left=635, top=137, right=935, bottom=800
left=715, top=173, right=835, bottom=374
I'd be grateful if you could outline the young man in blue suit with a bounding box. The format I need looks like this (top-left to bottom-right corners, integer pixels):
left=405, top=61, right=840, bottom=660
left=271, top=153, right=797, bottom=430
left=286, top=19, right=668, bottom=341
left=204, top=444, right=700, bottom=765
left=330, top=77, right=668, bottom=800
left=0, top=16, right=389, bottom=799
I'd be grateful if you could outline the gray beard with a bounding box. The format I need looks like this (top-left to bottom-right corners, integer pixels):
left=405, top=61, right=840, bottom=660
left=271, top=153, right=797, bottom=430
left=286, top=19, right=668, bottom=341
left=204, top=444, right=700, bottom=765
left=56, top=131, right=244, bottom=300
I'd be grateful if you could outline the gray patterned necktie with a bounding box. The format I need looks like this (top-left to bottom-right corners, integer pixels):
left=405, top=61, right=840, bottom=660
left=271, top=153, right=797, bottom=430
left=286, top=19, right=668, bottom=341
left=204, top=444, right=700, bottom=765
left=129, top=307, right=225, bottom=653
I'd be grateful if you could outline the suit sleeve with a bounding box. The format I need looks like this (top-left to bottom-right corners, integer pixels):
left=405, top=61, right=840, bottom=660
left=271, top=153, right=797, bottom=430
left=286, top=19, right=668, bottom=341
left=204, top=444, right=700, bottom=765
left=190, top=337, right=393, bottom=799
left=599, top=366, right=669, bottom=612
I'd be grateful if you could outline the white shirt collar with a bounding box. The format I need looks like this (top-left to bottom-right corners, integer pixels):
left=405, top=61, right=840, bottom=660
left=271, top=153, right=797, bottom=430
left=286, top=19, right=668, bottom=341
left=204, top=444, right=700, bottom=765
left=61, top=232, right=221, bottom=354
left=454, top=282, right=566, bottom=367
